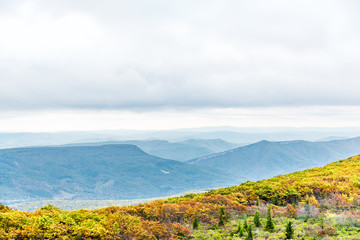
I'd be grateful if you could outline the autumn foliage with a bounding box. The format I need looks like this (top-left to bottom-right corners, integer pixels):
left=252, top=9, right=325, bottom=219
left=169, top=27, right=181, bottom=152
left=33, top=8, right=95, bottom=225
left=0, top=155, right=360, bottom=239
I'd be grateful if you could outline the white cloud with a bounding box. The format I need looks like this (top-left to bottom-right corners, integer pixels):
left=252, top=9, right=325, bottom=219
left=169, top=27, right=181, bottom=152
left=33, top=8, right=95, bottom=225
left=0, top=0, right=359, bottom=125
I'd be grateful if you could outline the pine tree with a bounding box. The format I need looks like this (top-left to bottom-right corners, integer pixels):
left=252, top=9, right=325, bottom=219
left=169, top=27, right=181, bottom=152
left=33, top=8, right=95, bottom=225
left=285, top=221, right=294, bottom=239
left=304, top=199, right=311, bottom=221
left=236, top=220, right=244, bottom=237
left=265, top=205, right=275, bottom=232
left=218, top=213, right=224, bottom=226
left=245, top=225, right=253, bottom=240
left=238, top=227, right=244, bottom=237
left=273, top=194, right=279, bottom=206
left=217, top=207, right=226, bottom=227
left=255, top=197, right=260, bottom=206
left=236, top=220, right=242, bottom=233
left=192, top=216, right=199, bottom=229
left=254, top=210, right=261, bottom=227
left=243, top=218, right=248, bottom=230
left=220, top=206, right=225, bottom=216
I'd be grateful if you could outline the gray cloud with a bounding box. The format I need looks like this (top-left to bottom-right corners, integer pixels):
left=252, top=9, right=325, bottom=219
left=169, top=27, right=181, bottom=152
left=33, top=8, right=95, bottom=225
left=0, top=0, right=360, bottom=110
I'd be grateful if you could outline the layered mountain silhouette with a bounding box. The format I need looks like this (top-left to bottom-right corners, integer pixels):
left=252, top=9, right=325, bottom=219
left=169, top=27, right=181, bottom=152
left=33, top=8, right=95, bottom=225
left=188, top=137, right=360, bottom=181
left=2, top=137, right=360, bottom=204
left=0, top=144, right=233, bottom=204
left=62, top=139, right=240, bottom=161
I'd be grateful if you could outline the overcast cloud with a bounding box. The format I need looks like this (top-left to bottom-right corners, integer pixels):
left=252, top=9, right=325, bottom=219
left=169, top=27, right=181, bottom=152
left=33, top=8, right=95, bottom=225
left=0, top=0, right=359, bottom=111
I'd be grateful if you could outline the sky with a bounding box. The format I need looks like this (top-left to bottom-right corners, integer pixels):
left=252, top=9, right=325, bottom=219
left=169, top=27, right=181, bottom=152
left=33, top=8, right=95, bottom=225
left=0, top=0, right=360, bottom=132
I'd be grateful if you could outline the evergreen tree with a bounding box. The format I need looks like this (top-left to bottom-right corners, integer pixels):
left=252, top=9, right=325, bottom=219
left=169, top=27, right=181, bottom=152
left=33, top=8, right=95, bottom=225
left=245, top=225, right=253, bottom=240
left=236, top=220, right=242, bottom=233
left=192, top=216, right=199, bottom=229
left=285, top=221, right=294, bottom=239
left=304, top=199, right=311, bottom=221
left=273, top=194, right=279, bottom=206
left=220, top=206, right=225, bottom=216
left=265, top=205, right=275, bottom=232
left=243, top=218, right=248, bottom=230
left=238, top=227, right=244, bottom=237
left=253, top=210, right=261, bottom=227
left=217, top=207, right=226, bottom=227
left=255, top=197, right=260, bottom=206
left=218, top=213, right=224, bottom=226
left=236, top=220, right=244, bottom=237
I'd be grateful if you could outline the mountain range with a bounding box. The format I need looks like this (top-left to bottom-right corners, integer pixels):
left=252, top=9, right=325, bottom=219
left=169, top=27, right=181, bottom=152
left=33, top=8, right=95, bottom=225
left=1, top=136, right=360, bottom=205
left=2, top=127, right=360, bottom=149
left=188, top=137, right=360, bottom=181
left=62, top=138, right=240, bottom=161
left=0, top=144, right=233, bottom=204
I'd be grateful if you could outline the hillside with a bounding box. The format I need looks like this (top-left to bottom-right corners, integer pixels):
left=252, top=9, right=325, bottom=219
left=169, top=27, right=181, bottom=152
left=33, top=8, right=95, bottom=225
left=1, top=154, right=360, bottom=239
left=0, top=144, right=233, bottom=204
left=188, top=137, right=360, bottom=181
left=62, top=138, right=240, bottom=161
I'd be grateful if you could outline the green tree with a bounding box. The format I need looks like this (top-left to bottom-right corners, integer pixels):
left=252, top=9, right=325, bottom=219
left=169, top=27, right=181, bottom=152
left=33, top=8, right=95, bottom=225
left=245, top=225, right=253, bottom=240
left=285, top=221, right=294, bottom=239
left=220, top=206, right=225, bottom=216
left=304, top=199, right=311, bottom=221
left=253, top=210, right=261, bottom=227
left=192, top=216, right=199, bottom=229
left=218, top=213, right=224, bottom=226
left=218, top=206, right=226, bottom=226
left=255, top=197, right=260, bottom=206
left=273, top=194, right=279, bottom=206
left=236, top=220, right=244, bottom=237
left=236, top=220, right=242, bottom=232
left=265, top=206, right=275, bottom=232
left=238, top=227, right=244, bottom=237
left=243, top=218, right=248, bottom=230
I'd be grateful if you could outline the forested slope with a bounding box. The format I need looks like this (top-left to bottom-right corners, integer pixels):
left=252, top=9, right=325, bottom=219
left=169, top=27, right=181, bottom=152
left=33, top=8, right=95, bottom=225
left=1, top=154, right=360, bottom=239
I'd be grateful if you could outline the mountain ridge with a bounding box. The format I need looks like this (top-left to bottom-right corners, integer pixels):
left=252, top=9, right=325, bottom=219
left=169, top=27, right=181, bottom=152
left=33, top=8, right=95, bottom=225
left=59, top=138, right=241, bottom=161
left=188, top=136, right=360, bottom=181
left=0, top=144, right=234, bottom=204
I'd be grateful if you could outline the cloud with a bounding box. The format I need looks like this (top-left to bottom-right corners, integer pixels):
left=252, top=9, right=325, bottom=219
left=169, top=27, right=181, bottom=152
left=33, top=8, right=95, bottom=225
left=0, top=0, right=360, bottom=110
